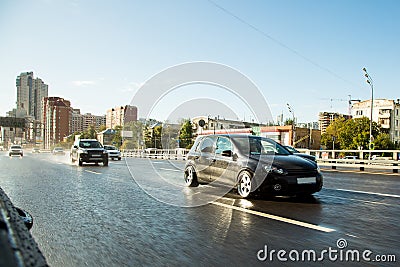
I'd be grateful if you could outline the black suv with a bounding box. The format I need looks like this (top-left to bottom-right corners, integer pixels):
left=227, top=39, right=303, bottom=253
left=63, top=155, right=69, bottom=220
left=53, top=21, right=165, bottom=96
left=184, top=134, right=323, bottom=198
left=70, top=139, right=108, bottom=166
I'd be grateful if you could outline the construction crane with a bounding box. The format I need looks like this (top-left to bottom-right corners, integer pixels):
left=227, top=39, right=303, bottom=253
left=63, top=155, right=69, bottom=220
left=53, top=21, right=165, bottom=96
left=320, top=95, right=361, bottom=115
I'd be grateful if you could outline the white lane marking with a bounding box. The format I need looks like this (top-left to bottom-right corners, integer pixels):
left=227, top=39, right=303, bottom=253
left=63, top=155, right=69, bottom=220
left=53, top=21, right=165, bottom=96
left=321, top=168, right=400, bottom=176
left=211, top=201, right=335, bottom=233
left=330, top=188, right=400, bottom=198
left=85, top=170, right=101, bottom=175
left=323, top=195, right=394, bottom=207
left=159, top=167, right=181, bottom=172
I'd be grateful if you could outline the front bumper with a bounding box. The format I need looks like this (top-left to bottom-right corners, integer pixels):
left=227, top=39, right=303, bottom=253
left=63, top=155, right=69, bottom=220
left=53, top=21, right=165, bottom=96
left=79, top=153, right=107, bottom=163
left=256, top=172, right=323, bottom=196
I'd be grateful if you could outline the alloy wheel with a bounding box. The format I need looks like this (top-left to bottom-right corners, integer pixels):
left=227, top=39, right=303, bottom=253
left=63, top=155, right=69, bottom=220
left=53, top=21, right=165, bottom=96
left=237, top=171, right=252, bottom=198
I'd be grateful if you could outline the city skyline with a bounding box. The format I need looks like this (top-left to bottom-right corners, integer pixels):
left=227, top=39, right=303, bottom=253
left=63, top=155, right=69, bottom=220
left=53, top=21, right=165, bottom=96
left=1, top=1, right=399, bottom=123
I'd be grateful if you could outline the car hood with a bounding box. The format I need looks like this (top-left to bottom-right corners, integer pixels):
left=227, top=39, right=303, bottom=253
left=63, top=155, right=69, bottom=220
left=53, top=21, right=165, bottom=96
left=249, top=154, right=317, bottom=170
left=80, top=148, right=105, bottom=152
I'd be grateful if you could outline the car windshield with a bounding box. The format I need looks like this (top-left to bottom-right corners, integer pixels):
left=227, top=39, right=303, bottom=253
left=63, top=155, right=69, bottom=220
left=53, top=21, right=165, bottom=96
left=11, top=145, right=22, bottom=149
left=104, top=146, right=117, bottom=150
left=284, top=146, right=299, bottom=153
left=79, top=141, right=102, bottom=148
left=234, top=136, right=290, bottom=156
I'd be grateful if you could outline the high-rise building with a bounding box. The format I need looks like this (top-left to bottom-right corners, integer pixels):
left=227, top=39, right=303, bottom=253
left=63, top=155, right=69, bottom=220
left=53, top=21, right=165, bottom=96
left=106, top=105, right=137, bottom=129
left=71, top=109, right=83, bottom=134
left=42, top=97, right=71, bottom=148
left=16, top=72, right=48, bottom=121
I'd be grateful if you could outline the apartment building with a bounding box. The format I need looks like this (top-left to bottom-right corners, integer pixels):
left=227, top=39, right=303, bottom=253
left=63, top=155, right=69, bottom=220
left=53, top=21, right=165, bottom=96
left=351, top=99, right=400, bottom=144
left=42, top=97, right=71, bottom=149
left=106, top=105, right=137, bottom=129
left=16, top=72, right=48, bottom=121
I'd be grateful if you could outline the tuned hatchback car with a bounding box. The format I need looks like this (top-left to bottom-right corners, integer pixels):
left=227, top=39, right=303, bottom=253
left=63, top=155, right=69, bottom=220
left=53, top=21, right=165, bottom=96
left=184, top=135, right=323, bottom=198
left=70, top=139, right=108, bottom=166
left=9, top=145, right=23, bottom=157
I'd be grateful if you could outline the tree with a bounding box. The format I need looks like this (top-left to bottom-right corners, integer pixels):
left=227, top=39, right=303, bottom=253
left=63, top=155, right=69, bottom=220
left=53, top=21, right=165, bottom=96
left=374, top=133, right=395, bottom=150
left=179, top=119, right=193, bottom=149
left=80, top=125, right=96, bottom=139
left=321, top=117, right=382, bottom=150
left=112, top=125, right=123, bottom=148
left=321, top=117, right=346, bottom=149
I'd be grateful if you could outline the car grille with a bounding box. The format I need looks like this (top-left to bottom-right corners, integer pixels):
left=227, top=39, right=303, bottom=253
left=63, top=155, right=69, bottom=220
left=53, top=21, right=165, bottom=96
left=286, top=169, right=318, bottom=177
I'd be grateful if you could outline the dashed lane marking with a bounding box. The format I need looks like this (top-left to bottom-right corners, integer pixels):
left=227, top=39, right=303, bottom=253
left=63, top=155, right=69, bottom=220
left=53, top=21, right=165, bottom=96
left=211, top=201, right=336, bottom=233
left=84, top=170, right=101, bottom=175
left=331, top=188, right=400, bottom=198
left=158, top=167, right=182, bottom=172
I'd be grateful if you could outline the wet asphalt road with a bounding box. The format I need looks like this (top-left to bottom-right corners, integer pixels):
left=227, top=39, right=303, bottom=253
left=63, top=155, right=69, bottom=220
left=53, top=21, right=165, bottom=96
left=0, top=153, right=399, bottom=266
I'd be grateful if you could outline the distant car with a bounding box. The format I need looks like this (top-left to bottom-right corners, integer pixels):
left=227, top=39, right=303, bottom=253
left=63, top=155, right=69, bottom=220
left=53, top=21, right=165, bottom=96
left=9, top=145, right=23, bottom=157
left=344, top=156, right=358, bottom=160
left=184, top=135, right=323, bottom=198
left=70, top=139, right=108, bottom=166
left=32, top=147, right=40, bottom=153
left=284, top=146, right=316, bottom=162
left=103, top=145, right=121, bottom=160
left=52, top=147, right=65, bottom=155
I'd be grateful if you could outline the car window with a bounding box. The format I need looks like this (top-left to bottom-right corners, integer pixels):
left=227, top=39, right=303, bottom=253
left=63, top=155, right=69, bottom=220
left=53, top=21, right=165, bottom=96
left=79, top=141, right=102, bottom=148
left=215, top=137, right=232, bottom=155
left=235, top=137, right=290, bottom=155
left=199, top=137, right=215, bottom=153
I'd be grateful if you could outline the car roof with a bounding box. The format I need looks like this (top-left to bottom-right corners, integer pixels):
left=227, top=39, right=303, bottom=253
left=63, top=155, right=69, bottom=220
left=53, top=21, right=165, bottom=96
left=198, top=134, right=266, bottom=140
left=79, top=139, right=98, bottom=141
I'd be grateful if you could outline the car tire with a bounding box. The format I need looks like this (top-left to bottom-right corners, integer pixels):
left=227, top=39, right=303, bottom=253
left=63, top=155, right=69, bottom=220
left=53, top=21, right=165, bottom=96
left=118, top=157, right=121, bottom=161
left=71, top=155, right=76, bottom=163
left=78, top=158, right=83, bottom=166
left=103, top=159, right=108, bottom=166
left=237, top=170, right=253, bottom=198
left=184, top=165, right=198, bottom=187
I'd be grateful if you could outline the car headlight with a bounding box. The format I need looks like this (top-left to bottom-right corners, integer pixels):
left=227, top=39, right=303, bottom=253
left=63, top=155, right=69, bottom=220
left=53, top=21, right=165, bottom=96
left=103, top=150, right=108, bottom=154
left=79, top=149, right=88, bottom=154
left=264, top=165, right=288, bottom=175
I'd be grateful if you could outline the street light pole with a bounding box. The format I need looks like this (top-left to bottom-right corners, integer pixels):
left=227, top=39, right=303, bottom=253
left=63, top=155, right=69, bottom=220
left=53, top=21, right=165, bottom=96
left=363, top=67, right=374, bottom=159
left=287, top=103, right=295, bottom=146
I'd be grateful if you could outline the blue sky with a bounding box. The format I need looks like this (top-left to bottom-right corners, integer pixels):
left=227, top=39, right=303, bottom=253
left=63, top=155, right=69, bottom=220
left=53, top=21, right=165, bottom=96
left=0, top=0, right=399, bottom=123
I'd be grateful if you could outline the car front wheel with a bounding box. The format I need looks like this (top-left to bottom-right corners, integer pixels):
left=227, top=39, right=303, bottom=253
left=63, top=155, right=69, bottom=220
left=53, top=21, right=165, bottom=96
left=237, top=171, right=253, bottom=198
left=103, top=159, right=108, bottom=166
left=184, top=165, right=198, bottom=187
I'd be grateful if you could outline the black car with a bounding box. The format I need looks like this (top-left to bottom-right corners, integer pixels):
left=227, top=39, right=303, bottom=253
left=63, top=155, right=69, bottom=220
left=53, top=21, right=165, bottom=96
left=184, top=135, right=323, bottom=198
left=70, top=139, right=108, bottom=166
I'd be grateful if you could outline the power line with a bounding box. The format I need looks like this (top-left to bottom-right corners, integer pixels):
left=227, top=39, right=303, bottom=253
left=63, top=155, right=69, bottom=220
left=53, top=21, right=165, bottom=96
left=207, top=0, right=357, bottom=86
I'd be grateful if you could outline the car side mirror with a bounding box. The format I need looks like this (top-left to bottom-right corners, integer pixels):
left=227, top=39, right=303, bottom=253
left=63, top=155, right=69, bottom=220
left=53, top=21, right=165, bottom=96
left=15, top=207, right=33, bottom=230
left=221, top=150, right=232, bottom=157
left=73, top=145, right=78, bottom=149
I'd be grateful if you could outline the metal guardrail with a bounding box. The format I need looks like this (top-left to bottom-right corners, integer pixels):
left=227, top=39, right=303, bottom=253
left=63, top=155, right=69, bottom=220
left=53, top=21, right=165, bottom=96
left=318, top=158, right=400, bottom=173
left=121, top=148, right=400, bottom=173
left=122, top=149, right=189, bottom=160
